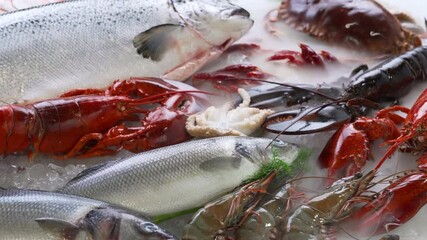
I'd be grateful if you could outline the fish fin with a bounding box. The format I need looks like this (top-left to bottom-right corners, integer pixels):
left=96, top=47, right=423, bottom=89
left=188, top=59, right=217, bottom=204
left=199, top=156, right=242, bottom=172
left=35, top=218, right=81, bottom=240
left=65, top=161, right=113, bottom=185
left=133, top=24, right=184, bottom=61
left=235, top=143, right=252, bottom=159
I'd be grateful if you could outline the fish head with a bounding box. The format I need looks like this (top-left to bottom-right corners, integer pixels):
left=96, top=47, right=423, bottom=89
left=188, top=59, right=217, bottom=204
left=82, top=207, right=175, bottom=239
left=234, top=137, right=301, bottom=165
left=117, top=212, right=176, bottom=240
left=171, top=0, right=253, bottom=47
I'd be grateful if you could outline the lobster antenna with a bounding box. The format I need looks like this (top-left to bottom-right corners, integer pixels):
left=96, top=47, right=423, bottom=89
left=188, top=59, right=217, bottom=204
left=265, top=106, right=318, bottom=148
left=265, top=101, right=340, bottom=149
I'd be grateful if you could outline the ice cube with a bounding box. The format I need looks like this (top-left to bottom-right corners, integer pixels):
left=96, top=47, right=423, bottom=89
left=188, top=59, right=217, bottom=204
left=27, top=164, right=47, bottom=180
left=48, top=163, right=66, bottom=175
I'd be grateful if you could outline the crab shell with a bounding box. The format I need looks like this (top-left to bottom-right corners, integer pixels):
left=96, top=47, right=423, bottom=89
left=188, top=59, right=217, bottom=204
left=278, top=0, right=421, bottom=54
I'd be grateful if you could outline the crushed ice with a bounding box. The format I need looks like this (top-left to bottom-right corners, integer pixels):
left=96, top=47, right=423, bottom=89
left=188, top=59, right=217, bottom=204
left=0, top=152, right=128, bottom=191
left=0, top=162, right=87, bottom=191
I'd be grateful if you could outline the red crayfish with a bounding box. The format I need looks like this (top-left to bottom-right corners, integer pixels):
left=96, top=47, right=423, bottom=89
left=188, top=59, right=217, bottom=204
left=0, top=77, right=207, bottom=159
left=317, top=86, right=427, bottom=236
left=345, top=171, right=427, bottom=236
left=267, top=43, right=337, bottom=67
left=319, top=86, right=427, bottom=179
left=276, top=0, right=422, bottom=54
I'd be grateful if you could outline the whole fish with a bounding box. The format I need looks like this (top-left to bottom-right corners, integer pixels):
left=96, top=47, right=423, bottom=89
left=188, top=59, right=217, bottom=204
left=59, top=136, right=303, bottom=216
left=0, top=189, right=176, bottom=240
left=0, top=0, right=253, bottom=101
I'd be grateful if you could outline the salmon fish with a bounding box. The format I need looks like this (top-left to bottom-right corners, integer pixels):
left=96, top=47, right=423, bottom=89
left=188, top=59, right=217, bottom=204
left=59, top=136, right=303, bottom=216
left=0, top=0, right=253, bottom=101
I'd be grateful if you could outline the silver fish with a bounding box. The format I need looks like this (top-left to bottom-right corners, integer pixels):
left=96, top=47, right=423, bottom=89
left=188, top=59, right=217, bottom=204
left=0, top=189, right=176, bottom=240
left=59, top=136, right=302, bottom=216
left=0, top=0, right=253, bottom=101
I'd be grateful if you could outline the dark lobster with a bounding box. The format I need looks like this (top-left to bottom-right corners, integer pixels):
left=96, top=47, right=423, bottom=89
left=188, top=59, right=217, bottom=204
left=194, top=46, right=427, bottom=135
left=0, top=77, right=207, bottom=159
left=260, top=45, right=427, bottom=134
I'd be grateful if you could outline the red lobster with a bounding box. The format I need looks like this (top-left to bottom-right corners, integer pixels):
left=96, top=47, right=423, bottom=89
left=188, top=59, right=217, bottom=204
left=0, top=77, right=206, bottom=159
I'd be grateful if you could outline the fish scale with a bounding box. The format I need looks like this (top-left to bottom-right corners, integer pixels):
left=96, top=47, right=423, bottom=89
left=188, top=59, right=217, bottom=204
left=59, top=136, right=302, bottom=216
left=0, top=0, right=253, bottom=101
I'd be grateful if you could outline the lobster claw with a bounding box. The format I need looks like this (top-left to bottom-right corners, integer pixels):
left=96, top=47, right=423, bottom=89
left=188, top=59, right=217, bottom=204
left=262, top=105, right=352, bottom=134
left=233, top=83, right=342, bottom=109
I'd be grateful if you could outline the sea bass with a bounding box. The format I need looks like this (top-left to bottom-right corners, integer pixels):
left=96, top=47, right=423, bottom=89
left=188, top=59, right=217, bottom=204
left=0, top=0, right=253, bottom=101
left=59, top=136, right=303, bottom=216
left=0, top=189, right=176, bottom=240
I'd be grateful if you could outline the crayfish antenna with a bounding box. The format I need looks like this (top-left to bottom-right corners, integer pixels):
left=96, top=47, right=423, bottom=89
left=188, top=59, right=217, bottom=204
left=374, top=129, right=416, bottom=172
left=0, top=99, right=17, bottom=105
left=265, top=9, right=281, bottom=36
left=374, top=143, right=400, bottom=171
left=138, top=90, right=214, bottom=103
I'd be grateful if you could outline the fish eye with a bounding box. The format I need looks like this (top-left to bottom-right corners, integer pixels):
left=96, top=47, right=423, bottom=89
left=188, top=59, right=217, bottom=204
left=272, top=139, right=286, bottom=147
left=223, top=8, right=250, bottom=18
left=354, top=172, right=363, bottom=179
left=136, top=222, right=159, bottom=234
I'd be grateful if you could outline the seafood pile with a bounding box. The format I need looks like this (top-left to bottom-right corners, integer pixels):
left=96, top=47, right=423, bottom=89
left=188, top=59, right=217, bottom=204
left=1, top=0, right=427, bottom=239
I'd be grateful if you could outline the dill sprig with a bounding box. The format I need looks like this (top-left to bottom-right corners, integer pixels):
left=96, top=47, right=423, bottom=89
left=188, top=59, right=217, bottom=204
left=243, top=147, right=311, bottom=184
